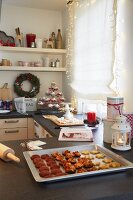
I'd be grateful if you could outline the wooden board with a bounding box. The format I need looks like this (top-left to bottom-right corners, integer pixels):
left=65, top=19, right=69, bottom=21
left=43, top=115, right=84, bottom=126
left=0, top=83, right=13, bottom=101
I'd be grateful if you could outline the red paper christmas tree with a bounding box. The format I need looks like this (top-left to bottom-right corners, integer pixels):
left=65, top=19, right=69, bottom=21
left=38, top=82, right=65, bottom=109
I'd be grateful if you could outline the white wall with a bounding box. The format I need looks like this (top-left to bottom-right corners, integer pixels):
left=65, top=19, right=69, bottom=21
left=1, top=5, right=62, bottom=39
left=0, top=4, right=66, bottom=99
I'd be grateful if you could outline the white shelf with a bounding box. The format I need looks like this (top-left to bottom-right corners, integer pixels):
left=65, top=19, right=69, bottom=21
left=0, top=66, right=66, bottom=72
left=0, top=46, right=67, bottom=54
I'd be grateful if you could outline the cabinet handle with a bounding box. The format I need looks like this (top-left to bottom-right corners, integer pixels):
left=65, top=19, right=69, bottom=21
left=5, top=120, right=19, bottom=123
left=5, top=130, right=19, bottom=134
left=35, top=132, right=39, bottom=138
left=46, top=134, right=50, bottom=138
left=34, top=122, right=39, bottom=127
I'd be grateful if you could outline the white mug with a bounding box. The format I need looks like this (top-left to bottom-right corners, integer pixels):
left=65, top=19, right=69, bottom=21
left=35, top=38, right=42, bottom=48
left=42, top=57, right=50, bottom=67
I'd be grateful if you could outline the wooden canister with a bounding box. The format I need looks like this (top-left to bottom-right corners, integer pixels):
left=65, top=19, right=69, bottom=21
left=107, top=97, right=124, bottom=120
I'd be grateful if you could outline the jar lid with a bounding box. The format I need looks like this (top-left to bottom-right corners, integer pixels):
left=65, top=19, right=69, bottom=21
left=107, top=97, right=124, bottom=100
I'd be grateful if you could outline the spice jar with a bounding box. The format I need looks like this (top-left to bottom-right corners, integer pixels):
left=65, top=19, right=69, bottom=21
left=55, top=58, right=60, bottom=68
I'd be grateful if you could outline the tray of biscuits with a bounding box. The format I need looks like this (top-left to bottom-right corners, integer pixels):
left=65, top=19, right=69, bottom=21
left=23, top=144, right=133, bottom=182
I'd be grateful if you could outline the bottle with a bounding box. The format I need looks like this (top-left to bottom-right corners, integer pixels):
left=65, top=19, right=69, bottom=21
left=55, top=58, right=60, bottom=68
left=51, top=32, right=56, bottom=49
left=56, top=29, right=62, bottom=49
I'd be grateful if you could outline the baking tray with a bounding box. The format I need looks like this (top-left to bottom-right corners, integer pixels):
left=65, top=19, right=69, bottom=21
left=23, top=144, right=133, bottom=182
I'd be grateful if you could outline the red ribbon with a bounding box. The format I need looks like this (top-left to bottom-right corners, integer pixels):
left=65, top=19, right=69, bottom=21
left=107, top=103, right=123, bottom=115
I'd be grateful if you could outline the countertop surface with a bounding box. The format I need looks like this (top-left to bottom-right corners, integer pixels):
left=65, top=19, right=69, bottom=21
left=0, top=110, right=63, bottom=137
left=0, top=137, right=133, bottom=200
left=0, top=111, right=133, bottom=200
left=0, top=110, right=102, bottom=139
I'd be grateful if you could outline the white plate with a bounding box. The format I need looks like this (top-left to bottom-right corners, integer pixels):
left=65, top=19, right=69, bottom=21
left=0, top=110, right=10, bottom=114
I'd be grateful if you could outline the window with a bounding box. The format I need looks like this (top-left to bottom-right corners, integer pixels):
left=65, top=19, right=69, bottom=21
left=66, top=0, right=118, bottom=117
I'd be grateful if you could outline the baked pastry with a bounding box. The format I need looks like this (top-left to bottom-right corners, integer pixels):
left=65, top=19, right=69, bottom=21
left=81, top=150, right=90, bottom=155
left=64, top=165, right=76, bottom=174
left=32, top=157, right=43, bottom=164
left=74, top=162, right=83, bottom=169
left=55, top=155, right=64, bottom=161
left=77, top=168, right=87, bottom=173
left=86, top=166, right=97, bottom=171
left=67, top=157, right=76, bottom=164
left=109, top=162, right=121, bottom=168
left=65, top=152, right=74, bottom=159
left=73, top=151, right=81, bottom=157
left=92, top=161, right=100, bottom=166
left=83, top=160, right=94, bottom=168
left=41, top=154, right=50, bottom=159
left=31, top=154, right=40, bottom=160
left=62, top=150, right=70, bottom=156
left=51, top=152, right=60, bottom=158
left=90, top=150, right=100, bottom=154
left=96, top=153, right=105, bottom=159
left=99, top=164, right=110, bottom=169
left=39, top=170, right=50, bottom=177
left=103, top=157, right=113, bottom=163
left=35, top=161, right=45, bottom=168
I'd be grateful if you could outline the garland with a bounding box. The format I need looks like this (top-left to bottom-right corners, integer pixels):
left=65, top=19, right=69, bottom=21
left=14, top=73, right=40, bottom=98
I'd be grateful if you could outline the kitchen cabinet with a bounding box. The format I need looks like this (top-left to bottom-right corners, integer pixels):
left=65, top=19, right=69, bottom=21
left=0, top=118, right=28, bottom=141
left=27, top=118, right=36, bottom=139
left=0, top=46, right=66, bottom=72
left=34, top=120, right=52, bottom=138
left=0, top=117, right=36, bottom=141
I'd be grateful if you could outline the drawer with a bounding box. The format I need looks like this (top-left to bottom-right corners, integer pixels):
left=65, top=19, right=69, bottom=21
left=0, top=128, right=27, bottom=141
left=0, top=118, right=28, bottom=128
left=34, top=120, right=44, bottom=138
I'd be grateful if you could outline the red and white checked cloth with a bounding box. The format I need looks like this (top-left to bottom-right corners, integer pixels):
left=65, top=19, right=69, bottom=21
left=123, top=113, right=133, bottom=138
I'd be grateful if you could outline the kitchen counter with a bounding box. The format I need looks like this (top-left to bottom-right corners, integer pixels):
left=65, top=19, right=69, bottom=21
left=1, top=111, right=133, bottom=199
left=0, top=110, right=62, bottom=137
left=0, top=138, right=133, bottom=200
left=0, top=111, right=103, bottom=139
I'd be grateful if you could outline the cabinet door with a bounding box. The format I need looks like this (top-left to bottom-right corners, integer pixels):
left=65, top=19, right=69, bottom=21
left=34, top=120, right=52, bottom=138
left=28, top=118, right=36, bottom=139
left=0, top=118, right=27, bottom=128
left=34, top=120, right=44, bottom=138
left=0, top=128, right=27, bottom=141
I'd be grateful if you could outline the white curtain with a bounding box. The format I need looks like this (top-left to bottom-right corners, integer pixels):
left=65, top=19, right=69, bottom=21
left=66, top=0, right=117, bottom=101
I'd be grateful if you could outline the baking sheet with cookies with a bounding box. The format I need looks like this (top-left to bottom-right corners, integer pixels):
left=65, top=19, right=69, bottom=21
left=23, top=144, right=133, bottom=182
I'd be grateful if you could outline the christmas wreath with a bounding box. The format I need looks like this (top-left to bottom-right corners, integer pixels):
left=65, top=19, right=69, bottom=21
left=14, top=73, right=40, bottom=98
